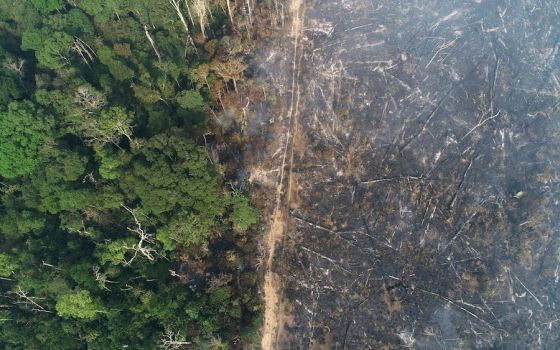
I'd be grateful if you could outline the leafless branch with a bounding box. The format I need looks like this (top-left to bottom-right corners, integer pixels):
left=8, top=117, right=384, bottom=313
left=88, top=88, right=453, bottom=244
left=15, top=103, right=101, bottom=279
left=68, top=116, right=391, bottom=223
left=75, top=85, right=106, bottom=112
left=12, top=287, right=52, bottom=313
left=121, top=205, right=157, bottom=265
left=72, top=37, right=96, bottom=65
left=93, top=265, right=116, bottom=291
left=159, top=330, right=191, bottom=350
left=461, top=110, right=501, bottom=141
left=3, top=58, right=25, bottom=76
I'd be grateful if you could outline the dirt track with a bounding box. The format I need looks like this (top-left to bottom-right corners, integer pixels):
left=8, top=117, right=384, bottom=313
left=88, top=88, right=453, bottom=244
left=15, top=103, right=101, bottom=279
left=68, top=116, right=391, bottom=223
left=260, top=0, right=305, bottom=348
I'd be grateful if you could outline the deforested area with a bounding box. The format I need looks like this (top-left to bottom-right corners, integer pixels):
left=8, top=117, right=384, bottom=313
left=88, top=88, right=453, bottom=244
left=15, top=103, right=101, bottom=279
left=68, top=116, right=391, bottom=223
left=243, top=0, right=560, bottom=349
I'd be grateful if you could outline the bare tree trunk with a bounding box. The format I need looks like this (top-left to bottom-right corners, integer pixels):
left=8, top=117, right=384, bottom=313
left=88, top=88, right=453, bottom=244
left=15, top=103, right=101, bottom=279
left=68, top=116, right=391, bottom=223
left=245, top=0, right=252, bottom=24
left=241, top=98, right=250, bottom=134
left=72, top=38, right=96, bottom=66
left=143, top=25, right=162, bottom=61
left=12, top=287, right=52, bottom=313
left=226, top=0, right=234, bottom=25
left=168, top=0, right=191, bottom=34
left=184, top=0, right=196, bottom=26
left=193, top=0, right=208, bottom=39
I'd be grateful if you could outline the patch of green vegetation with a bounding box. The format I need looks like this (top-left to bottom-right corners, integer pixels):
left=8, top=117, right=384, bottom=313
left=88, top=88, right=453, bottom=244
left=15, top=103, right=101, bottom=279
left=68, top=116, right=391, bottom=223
left=0, top=0, right=259, bottom=348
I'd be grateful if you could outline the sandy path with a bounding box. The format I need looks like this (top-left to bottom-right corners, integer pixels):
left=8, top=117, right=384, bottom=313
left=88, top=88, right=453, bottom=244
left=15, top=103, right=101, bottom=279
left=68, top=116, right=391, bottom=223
left=260, top=0, right=305, bottom=348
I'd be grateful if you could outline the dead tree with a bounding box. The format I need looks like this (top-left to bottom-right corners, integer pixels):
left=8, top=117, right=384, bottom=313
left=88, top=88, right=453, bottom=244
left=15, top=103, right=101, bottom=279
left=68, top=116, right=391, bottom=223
left=72, top=37, right=96, bottom=65
left=93, top=266, right=116, bottom=291
left=75, top=85, right=106, bottom=113
left=240, top=98, right=250, bottom=133
left=245, top=0, right=252, bottom=24
left=3, top=58, right=25, bottom=76
left=121, top=205, right=157, bottom=265
left=41, top=261, right=62, bottom=270
left=82, top=172, right=97, bottom=186
left=226, top=0, right=234, bottom=25
left=184, top=0, right=196, bottom=27
left=77, top=105, right=135, bottom=147
left=193, top=0, right=209, bottom=39
left=169, top=0, right=191, bottom=35
left=143, top=25, right=162, bottom=61
left=114, top=120, right=135, bottom=145
left=212, top=58, right=247, bottom=93
left=159, top=330, right=191, bottom=350
left=12, top=287, right=51, bottom=313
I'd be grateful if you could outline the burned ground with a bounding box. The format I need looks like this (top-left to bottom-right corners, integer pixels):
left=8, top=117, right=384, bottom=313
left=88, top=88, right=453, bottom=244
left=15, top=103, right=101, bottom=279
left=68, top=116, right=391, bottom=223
left=246, top=0, right=560, bottom=348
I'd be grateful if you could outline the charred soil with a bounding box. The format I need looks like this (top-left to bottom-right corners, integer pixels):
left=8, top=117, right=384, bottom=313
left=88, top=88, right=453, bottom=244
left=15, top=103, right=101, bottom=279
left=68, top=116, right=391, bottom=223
left=244, top=0, right=560, bottom=348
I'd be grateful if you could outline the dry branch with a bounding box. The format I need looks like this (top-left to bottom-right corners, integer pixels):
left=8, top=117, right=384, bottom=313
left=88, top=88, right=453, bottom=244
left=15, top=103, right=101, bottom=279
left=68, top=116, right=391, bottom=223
left=159, top=330, right=191, bottom=350
left=461, top=111, right=501, bottom=141
left=12, top=287, right=51, bottom=313
left=3, top=58, right=25, bottom=76
left=121, top=205, right=157, bottom=265
left=417, top=287, right=495, bottom=331
left=448, top=153, right=476, bottom=208
left=301, top=246, right=352, bottom=274
left=75, top=85, right=106, bottom=112
left=512, top=272, right=543, bottom=307
left=360, top=175, right=422, bottom=185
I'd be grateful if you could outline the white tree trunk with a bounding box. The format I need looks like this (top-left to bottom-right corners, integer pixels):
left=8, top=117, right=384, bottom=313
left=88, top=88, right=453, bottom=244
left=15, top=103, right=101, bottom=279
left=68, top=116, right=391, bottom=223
left=143, top=25, right=162, bottom=61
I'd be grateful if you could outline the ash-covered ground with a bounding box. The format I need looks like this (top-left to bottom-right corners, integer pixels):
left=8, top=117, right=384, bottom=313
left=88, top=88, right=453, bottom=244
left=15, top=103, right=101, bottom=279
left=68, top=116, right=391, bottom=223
left=248, top=0, right=560, bottom=348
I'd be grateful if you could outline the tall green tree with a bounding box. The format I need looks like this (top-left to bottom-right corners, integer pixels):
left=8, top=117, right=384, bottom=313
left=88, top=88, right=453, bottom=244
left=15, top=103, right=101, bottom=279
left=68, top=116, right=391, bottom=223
left=30, top=0, right=65, bottom=14
left=56, top=290, right=103, bottom=320
left=21, top=29, right=73, bottom=69
left=0, top=101, right=53, bottom=178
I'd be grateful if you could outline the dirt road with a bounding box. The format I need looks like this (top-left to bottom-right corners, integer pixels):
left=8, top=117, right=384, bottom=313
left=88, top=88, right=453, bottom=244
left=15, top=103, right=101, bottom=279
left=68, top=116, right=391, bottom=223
left=260, top=0, right=305, bottom=348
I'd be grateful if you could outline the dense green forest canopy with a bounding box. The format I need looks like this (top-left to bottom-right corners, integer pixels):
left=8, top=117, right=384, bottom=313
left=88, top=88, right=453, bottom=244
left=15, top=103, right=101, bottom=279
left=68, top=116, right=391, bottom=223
left=0, top=0, right=260, bottom=349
